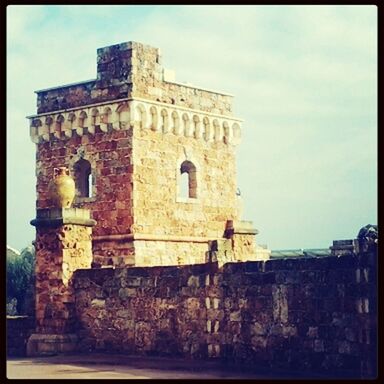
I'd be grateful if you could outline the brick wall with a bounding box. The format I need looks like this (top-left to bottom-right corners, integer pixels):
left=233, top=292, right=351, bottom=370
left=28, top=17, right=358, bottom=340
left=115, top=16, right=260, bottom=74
left=72, top=250, right=377, bottom=378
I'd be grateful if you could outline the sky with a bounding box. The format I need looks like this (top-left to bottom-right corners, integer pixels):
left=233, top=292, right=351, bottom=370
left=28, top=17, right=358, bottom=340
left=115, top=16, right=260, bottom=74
left=7, top=5, right=377, bottom=251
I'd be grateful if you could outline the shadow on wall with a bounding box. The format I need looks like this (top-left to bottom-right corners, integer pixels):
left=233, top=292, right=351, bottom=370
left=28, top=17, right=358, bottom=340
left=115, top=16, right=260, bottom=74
left=72, top=240, right=377, bottom=379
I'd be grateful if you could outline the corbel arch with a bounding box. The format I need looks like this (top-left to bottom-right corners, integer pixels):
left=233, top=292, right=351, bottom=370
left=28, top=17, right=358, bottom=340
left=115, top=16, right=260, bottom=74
left=171, top=110, right=181, bottom=135
left=64, top=112, right=76, bottom=138
left=182, top=113, right=192, bottom=137
left=89, top=108, right=100, bottom=134
left=193, top=115, right=202, bottom=139
left=213, top=119, right=222, bottom=142
left=100, top=106, right=112, bottom=132
left=203, top=117, right=213, bottom=142
left=160, top=108, right=169, bottom=133
left=42, top=116, right=53, bottom=141
left=30, top=118, right=42, bottom=143
left=116, top=102, right=130, bottom=129
left=149, top=106, right=159, bottom=131
left=223, top=121, right=231, bottom=144
left=134, top=103, right=147, bottom=129
left=55, top=115, right=64, bottom=139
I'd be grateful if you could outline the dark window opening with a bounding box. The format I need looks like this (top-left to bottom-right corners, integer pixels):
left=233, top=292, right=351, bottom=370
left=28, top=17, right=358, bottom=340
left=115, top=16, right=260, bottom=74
left=74, top=159, right=92, bottom=198
left=180, top=160, right=197, bottom=199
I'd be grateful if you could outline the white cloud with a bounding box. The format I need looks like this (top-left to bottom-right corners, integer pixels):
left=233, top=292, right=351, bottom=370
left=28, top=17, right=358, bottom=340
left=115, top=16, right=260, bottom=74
left=7, top=5, right=46, bottom=43
left=7, top=5, right=377, bottom=250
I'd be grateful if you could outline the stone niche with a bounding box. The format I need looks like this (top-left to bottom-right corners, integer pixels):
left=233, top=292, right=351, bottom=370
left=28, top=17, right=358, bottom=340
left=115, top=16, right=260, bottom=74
left=28, top=40, right=269, bottom=267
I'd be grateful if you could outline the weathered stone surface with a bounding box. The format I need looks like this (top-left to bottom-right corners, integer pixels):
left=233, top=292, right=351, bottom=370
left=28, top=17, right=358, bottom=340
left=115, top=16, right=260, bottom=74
left=32, top=210, right=94, bottom=338
left=71, top=250, right=376, bottom=377
left=29, top=41, right=266, bottom=268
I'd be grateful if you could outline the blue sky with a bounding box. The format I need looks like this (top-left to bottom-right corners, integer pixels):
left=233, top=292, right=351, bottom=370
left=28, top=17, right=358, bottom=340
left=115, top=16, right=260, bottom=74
left=7, top=5, right=377, bottom=251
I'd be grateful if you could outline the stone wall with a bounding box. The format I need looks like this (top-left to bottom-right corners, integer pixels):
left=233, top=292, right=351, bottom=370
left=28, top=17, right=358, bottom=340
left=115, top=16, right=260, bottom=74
left=33, top=103, right=240, bottom=266
left=133, top=239, right=208, bottom=267
left=72, top=250, right=377, bottom=378
left=30, top=41, right=248, bottom=267
left=33, top=216, right=93, bottom=335
left=35, top=42, right=233, bottom=116
left=35, top=128, right=134, bottom=265
left=132, top=125, right=238, bottom=238
left=7, top=316, right=35, bottom=356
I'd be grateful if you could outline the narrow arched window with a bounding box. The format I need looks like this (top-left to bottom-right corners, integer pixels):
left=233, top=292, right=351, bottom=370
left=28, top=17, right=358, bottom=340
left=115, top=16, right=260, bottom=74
left=179, top=172, right=189, bottom=198
left=74, top=159, right=92, bottom=198
left=180, top=160, right=197, bottom=199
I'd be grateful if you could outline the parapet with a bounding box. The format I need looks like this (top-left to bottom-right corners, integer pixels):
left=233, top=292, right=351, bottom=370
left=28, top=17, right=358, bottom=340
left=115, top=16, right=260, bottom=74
left=34, top=41, right=234, bottom=115
left=28, top=41, right=242, bottom=146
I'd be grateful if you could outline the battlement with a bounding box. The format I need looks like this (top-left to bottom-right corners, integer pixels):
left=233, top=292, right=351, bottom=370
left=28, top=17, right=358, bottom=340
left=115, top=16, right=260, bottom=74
left=33, top=41, right=234, bottom=116
left=29, top=41, right=241, bottom=146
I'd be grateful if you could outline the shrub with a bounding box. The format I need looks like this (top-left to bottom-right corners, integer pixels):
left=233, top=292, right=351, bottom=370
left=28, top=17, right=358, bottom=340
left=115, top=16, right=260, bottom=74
left=6, top=245, right=35, bottom=315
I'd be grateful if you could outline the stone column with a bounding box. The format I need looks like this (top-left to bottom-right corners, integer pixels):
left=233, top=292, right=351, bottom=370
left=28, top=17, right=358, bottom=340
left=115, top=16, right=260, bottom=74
left=27, top=208, right=96, bottom=356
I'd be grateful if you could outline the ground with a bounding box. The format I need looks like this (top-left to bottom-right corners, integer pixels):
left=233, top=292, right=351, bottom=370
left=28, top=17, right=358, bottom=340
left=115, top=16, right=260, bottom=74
left=6, top=353, right=329, bottom=380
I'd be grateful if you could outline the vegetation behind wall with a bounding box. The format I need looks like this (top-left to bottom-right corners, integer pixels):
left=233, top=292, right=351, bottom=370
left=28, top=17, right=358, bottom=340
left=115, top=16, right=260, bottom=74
left=6, top=245, right=35, bottom=315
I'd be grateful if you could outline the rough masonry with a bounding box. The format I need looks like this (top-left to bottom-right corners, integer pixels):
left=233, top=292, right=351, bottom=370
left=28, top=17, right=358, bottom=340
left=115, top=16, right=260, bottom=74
left=24, top=41, right=377, bottom=378
left=72, top=249, right=377, bottom=378
left=28, top=41, right=268, bottom=267
left=27, top=208, right=96, bottom=355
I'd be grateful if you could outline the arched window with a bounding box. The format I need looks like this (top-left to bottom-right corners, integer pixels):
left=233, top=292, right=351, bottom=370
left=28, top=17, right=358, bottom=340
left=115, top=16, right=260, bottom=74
left=180, top=160, right=197, bottom=199
left=74, top=159, right=92, bottom=198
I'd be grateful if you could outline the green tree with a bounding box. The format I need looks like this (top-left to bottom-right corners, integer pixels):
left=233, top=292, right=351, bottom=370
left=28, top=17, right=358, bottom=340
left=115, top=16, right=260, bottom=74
left=6, top=245, right=35, bottom=315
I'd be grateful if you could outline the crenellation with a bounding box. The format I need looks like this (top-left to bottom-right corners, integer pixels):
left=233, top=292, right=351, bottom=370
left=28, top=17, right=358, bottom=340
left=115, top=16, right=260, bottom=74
left=35, top=42, right=234, bottom=117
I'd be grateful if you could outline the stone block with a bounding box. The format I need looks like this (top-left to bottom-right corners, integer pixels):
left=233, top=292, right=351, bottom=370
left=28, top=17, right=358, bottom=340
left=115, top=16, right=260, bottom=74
left=26, top=333, right=78, bottom=356
left=229, top=310, right=241, bottom=322
left=118, top=288, right=137, bottom=299
left=251, top=335, right=267, bottom=349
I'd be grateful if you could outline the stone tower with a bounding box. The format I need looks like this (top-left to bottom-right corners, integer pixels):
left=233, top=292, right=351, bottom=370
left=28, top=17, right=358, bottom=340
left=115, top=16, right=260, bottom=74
left=28, top=41, right=268, bottom=267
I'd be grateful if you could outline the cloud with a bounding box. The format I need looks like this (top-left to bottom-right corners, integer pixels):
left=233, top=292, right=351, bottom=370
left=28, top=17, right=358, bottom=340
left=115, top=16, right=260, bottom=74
left=7, top=5, right=46, bottom=43
left=7, top=5, right=377, bottom=250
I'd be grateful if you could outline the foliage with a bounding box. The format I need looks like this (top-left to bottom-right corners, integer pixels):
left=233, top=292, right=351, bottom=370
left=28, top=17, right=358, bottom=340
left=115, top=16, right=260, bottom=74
left=6, top=245, right=35, bottom=315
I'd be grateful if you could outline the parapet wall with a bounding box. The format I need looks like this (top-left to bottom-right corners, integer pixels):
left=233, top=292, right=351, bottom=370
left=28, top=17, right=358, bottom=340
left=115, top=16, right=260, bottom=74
left=35, top=41, right=234, bottom=116
left=72, top=250, right=377, bottom=378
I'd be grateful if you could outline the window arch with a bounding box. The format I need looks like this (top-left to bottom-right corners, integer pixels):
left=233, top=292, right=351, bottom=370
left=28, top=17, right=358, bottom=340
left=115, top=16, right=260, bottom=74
left=55, top=115, right=64, bottom=139
left=74, top=158, right=92, bottom=198
left=171, top=111, right=180, bottom=135
left=179, top=160, right=197, bottom=199
left=149, top=106, right=158, bottom=131
left=160, top=109, right=169, bottom=133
